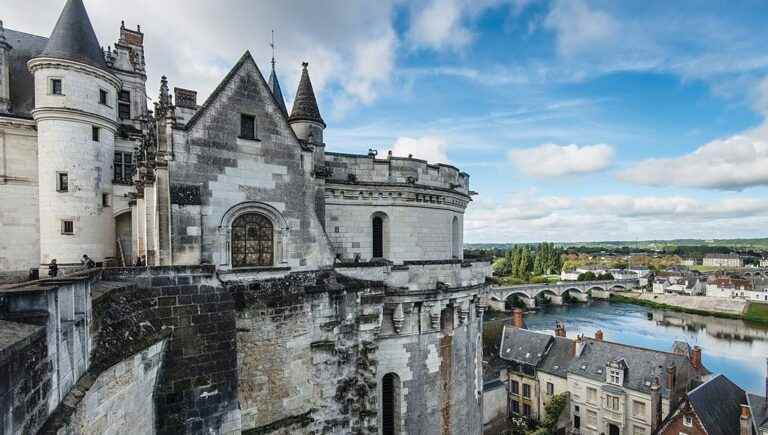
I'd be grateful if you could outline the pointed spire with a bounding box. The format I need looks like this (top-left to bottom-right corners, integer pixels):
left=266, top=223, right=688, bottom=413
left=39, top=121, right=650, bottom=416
left=268, top=30, right=287, bottom=114
left=289, top=62, right=325, bottom=127
left=38, top=0, right=108, bottom=70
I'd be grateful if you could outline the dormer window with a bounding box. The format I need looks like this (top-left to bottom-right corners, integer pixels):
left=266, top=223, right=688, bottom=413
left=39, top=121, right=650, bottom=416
left=608, top=368, right=621, bottom=385
left=607, top=359, right=627, bottom=386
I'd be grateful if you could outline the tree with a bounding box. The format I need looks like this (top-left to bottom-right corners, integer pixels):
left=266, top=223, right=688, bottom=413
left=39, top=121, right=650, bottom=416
left=577, top=271, right=597, bottom=281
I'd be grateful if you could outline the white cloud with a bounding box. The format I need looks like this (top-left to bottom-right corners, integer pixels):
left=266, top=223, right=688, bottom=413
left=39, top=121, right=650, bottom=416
left=618, top=124, right=768, bottom=190
left=464, top=193, right=768, bottom=243
left=544, top=0, right=619, bottom=58
left=2, top=0, right=398, bottom=115
left=507, top=143, right=614, bottom=177
left=408, top=0, right=474, bottom=51
left=387, top=136, right=450, bottom=163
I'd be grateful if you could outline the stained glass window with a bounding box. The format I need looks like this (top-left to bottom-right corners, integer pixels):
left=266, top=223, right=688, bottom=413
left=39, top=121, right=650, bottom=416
left=231, top=213, right=273, bottom=267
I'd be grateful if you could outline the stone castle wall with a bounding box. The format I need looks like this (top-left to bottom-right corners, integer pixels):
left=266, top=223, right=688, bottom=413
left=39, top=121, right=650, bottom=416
left=0, top=120, right=39, bottom=282
left=168, top=55, right=333, bottom=271
left=324, top=153, right=469, bottom=195
left=231, top=271, right=384, bottom=434
left=0, top=321, right=50, bottom=435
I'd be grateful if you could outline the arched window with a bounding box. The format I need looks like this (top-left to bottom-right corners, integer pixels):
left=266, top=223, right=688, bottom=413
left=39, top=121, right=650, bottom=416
left=231, top=213, right=274, bottom=267
left=372, top=215, right=384, bottom=258
left=382, top=373, right=401, bottom=435
left=451, top=216, right=460, bottom=258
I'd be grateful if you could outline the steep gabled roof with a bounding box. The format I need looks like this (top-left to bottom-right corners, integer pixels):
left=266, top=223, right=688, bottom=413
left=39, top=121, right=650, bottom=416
left=2, top=28, right=48, bottom=117
left=688, top=374, right=747, bottom=435
left=268, top=64, right=287, bottom=115
left=183, top=51, right=298, bottom=147
left=37, top=0, right=108, bottom=70
left=499, top=326, right=553, bottom=366
left=288, top=62, right=325, bottom=127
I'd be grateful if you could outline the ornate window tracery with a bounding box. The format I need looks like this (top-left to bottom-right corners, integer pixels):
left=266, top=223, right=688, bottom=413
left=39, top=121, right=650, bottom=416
left=231, top=212, right=274, bottom=267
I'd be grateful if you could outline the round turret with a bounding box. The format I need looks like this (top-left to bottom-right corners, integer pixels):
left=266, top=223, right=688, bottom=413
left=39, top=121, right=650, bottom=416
left=288, top=62, right=325, bottom=144
left=28, top=0, right=121, bottom=269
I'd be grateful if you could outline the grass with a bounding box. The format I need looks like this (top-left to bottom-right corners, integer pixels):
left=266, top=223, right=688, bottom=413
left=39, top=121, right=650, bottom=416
left=745, top=302, right=768, bottom=323
left=689, top=265, right=735, bottom=273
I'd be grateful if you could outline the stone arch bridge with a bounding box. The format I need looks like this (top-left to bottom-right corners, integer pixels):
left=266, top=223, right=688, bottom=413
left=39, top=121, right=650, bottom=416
left=488, top=279, right=641, bottom=309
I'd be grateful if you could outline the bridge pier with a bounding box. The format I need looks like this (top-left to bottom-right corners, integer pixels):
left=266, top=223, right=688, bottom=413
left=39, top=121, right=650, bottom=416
left=488, top=298, right=506, bottom=312
left=522, top=297, right=536, bottom=309
left=549, top=295, right=564, bottom=305
left=571, top=292, right=589, bottom=302
left=591, top=289, right=610, bottom=300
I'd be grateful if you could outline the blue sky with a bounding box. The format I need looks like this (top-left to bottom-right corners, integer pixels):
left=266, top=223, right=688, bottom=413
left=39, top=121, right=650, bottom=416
left=6, top=0, right=768, bottom=242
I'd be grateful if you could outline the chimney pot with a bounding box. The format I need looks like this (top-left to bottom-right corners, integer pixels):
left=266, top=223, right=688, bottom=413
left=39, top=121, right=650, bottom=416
left=554, top=321, right=566, bottom=337
left=512, top=308, right=525, bottom=329
left=690, top=346, right=702, bottom=369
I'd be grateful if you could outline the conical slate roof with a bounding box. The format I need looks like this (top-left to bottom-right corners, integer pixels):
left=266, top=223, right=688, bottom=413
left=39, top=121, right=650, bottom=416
left=38, top=0, right=108, bottom=70
left=288, top=62, right=325, bottom=127
left=268, top=64, right=288, bottom=115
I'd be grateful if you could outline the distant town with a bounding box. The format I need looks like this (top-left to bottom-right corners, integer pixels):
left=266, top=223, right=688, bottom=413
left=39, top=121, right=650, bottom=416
left=476, top=240, right=768, bottom=435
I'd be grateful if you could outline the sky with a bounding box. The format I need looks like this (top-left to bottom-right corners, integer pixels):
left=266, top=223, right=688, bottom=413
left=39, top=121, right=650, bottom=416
left=5, top=0, right=768, bottom=243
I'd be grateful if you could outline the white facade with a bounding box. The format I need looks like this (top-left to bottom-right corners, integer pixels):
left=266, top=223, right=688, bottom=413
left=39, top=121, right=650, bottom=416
left=30, top=58, right=120, bottom=266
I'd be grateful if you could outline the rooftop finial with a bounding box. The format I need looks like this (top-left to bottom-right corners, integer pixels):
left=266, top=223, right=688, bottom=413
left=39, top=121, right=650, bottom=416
left=270, top=29, right=276, bottom=70
left=302, top=61, right=308, bottom=69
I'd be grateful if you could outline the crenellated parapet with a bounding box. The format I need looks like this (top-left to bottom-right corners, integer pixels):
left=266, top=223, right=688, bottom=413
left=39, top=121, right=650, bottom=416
left=323, top=152, right=471, bottom=197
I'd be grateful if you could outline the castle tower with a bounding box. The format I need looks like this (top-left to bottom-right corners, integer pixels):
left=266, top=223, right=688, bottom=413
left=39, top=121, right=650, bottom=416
left=0, top=21, right=11, bottom=112
left=288, top=62, right=325, bottom=144
left=28, top=0, right=121, bottom=268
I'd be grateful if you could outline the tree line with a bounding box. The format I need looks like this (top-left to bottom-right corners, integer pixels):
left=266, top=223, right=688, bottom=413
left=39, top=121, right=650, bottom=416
left=493, top=243, right=563, bottom=279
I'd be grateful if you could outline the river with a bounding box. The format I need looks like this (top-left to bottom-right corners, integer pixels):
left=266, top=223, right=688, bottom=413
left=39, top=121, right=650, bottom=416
left=505, top=300, right=768, bottom=395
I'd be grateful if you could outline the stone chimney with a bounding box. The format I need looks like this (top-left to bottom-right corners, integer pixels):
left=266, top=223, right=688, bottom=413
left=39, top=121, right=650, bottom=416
left=554, top=321, right=566, bottom=337
left=650, top=376, right=662, bottom=432
left=573, top=334, right=586, bottom=357
left=740, top=405, right=751, bottom=435
left=512, top=308, right=525, bottom=329
left=594, top=329, right=604, bottom=341
left=666, top=365, right=678, bottom=403
left=690, top=346, right=702, bottom=369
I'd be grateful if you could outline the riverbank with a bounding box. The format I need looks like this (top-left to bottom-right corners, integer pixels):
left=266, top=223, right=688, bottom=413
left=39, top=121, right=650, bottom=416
left=610, top=292, right=768, bottom=323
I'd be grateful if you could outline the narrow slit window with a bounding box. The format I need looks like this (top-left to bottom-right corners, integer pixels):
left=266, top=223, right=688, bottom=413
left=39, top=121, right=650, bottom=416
left=240, top=114, right=256, bottom=139
left=99, top=89, right=108, bottom=105
left=102, top=193, right=110, bottom=207
left=57, top=172, right=68, bottom=192
left=92, top=126, right=100, bottom=142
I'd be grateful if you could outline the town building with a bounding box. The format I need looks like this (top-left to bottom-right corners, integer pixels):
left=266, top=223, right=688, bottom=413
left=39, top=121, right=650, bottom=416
left=656, top=374, right=754, bottom=435
left=760, top=258, right=768, bottom=268
left=653, top=272, right=704, bottom=295
left=0, top=1, right=492, bottom=434
left=703, top=253, right=743, bottom=268
left=680, top=258, right=702, bottom=267
left=497, top=312, right=708, bottom=435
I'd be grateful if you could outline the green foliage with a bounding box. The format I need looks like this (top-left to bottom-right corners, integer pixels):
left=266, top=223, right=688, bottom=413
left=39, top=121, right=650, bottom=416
left=596, top=273, right=614, bottom=280
left=577, top=271, right=597, bottom=281
left=506, top=295, right=527, bottom=310
left=493, top=243, right=563, bottom=281
left=541, top=393, right=568, bottom=430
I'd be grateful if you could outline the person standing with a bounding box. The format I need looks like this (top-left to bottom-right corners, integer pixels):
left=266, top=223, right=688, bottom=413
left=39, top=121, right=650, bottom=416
left=48, top=259, right=59, bottom=277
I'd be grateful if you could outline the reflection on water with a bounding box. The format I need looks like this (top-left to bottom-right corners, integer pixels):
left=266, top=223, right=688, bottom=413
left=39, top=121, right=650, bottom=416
left=519, top=301, right=768, bottom=394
